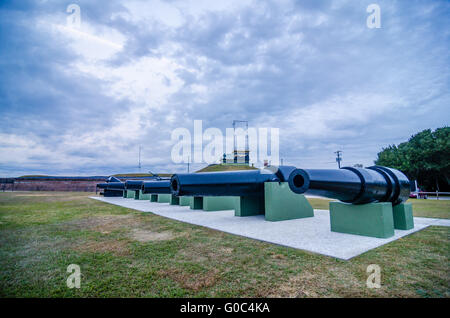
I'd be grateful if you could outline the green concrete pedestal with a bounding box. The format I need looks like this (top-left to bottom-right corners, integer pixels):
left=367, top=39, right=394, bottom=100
left=329, top=202, right=395, bottom=238
left=190, top=197, right=203, bottom=210
left=157, top=194, right=171, bottom=203
left=138, top=191, right=151, bottom=200
left=203, top=196, right=237, bottom=211
left=393, top=203, right=414, bottom=230
left=264, top=182, right=314, bottom=221
left=234, top=196, right=265, bottom=217
left=125, top=190, right=135, bottom=198
left=170, top=195, right=180, bottom=205
left=179, top=197, right=190, bottom=206
left=150, top=194, right=158, bottom=202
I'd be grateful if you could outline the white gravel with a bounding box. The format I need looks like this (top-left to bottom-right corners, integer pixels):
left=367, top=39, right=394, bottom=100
left=91, top=196, right=450, bottom=260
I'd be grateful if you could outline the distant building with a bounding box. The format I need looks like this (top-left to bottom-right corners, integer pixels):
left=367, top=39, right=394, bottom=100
left=222, top=150, right=250, bottom=165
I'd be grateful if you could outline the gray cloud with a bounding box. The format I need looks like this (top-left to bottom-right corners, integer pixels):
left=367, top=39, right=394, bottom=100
left=0, top=0, right=449, bottom=176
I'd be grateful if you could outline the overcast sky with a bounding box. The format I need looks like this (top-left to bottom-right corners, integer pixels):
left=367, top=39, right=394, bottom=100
left=0, top=0, right=449, bottom=176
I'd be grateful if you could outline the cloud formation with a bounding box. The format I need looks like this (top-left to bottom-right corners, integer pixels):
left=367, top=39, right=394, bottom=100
left=0, top=0, right=449, bottom=176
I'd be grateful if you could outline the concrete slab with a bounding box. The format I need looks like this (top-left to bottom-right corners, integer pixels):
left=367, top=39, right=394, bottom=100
left=90, top=196, right=450, bottom=260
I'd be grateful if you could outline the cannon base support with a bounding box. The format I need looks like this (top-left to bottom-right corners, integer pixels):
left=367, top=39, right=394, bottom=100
left=138, top=191, right=151, bottom=200
left=134, top=190, right=140, bottom=200
left=235, top=196, right=265, bottom=216
left=150, top=194, right=158, bottom=202
left=170, top=195, right=180, bottom=205
left=329, top=202, right=395, bottom=238
left=123, top=190, right=127, bottom=198
left=179, top=197, right=190, bottom=206
left=203, top=196, right=237, bottom=211
left=190, top=197, right=203, bottom=209
left=234, top=183, right=313, bottom=220
left=264, top=182, right=314, bottom=221
left=157, top=194, right=171, bottom=203
left=125, top=190, right=135, bottom=198
left=392, top=203, right=414, bottom=230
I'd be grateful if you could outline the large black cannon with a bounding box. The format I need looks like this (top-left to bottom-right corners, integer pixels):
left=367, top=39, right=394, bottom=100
left=97, top=182, right=109, bottom=190
left=97, top=176, right=124, bottom=190
left=286, top=166, right=410, bottom=205
left=142, top=180, right=171, bottom=194
left=170, top=166, right=297, bottom=197
left=105, top=182, right=125, bottom=191
left=96, top=177, right=125, bottom=197
left=97, top=176, right=168, bottom=193
left=125, top=180, right=144, bottom=190
left=97, top=183, right=125, bottom=191
left=170, top=166, right=410, bottom=205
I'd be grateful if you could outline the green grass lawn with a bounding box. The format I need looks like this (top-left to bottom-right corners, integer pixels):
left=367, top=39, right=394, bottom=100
left=308, top=197, right=450, bottom=219
left=196, top=164, right=257, bottom=173
left=406, top=198, right=450, bottom=219
left=0, top=192, right=448, bottom=297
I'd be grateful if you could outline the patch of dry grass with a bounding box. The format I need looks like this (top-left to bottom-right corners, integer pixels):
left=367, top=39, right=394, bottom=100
left=305, top=197, right=333, bottom=210
left=74, top=240, right=131, bottom=256
left=159, top=268, right=221, bottom=292
left=130, top=229, right=177, bottom=242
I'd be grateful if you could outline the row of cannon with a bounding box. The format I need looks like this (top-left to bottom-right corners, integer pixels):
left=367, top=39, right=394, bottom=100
left=97, top=165, right=411, bottom=205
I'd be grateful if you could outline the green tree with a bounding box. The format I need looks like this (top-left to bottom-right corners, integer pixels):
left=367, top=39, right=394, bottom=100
left=375, top=127, right=450, bottom=191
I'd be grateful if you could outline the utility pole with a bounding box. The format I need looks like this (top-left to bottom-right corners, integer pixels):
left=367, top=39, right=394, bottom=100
left=335, top=150, right=342, bottom=169
left=138, top=146, right=141, bottom=172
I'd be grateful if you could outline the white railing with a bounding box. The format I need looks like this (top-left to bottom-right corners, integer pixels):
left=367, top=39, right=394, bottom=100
left=415, top=191, right=450, bottom=200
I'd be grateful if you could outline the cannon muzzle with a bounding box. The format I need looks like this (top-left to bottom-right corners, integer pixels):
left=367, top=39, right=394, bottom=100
left=287, top=166, right=410, bottom=205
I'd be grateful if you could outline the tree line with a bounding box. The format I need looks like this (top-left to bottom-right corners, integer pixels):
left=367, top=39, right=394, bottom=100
left=375, top=127, right=449, bottom=191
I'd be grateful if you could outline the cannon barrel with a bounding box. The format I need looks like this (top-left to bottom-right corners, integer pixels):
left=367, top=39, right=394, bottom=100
left=171, top=165, right=410, bottom=205
left=142, top=180, right=171, bottom=194
left=287, top=166, right=410, bottom=205
left=97, top=182, right=109, bottom=189
left=125, top=180, right=144, bottom=190
left=99, top=178, right=168, bottom=192
left=106, top=182, right=125, bottom=190
left=97, top=176, right=124, bottom=191
left=170, top=166, right=297, bottom=197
